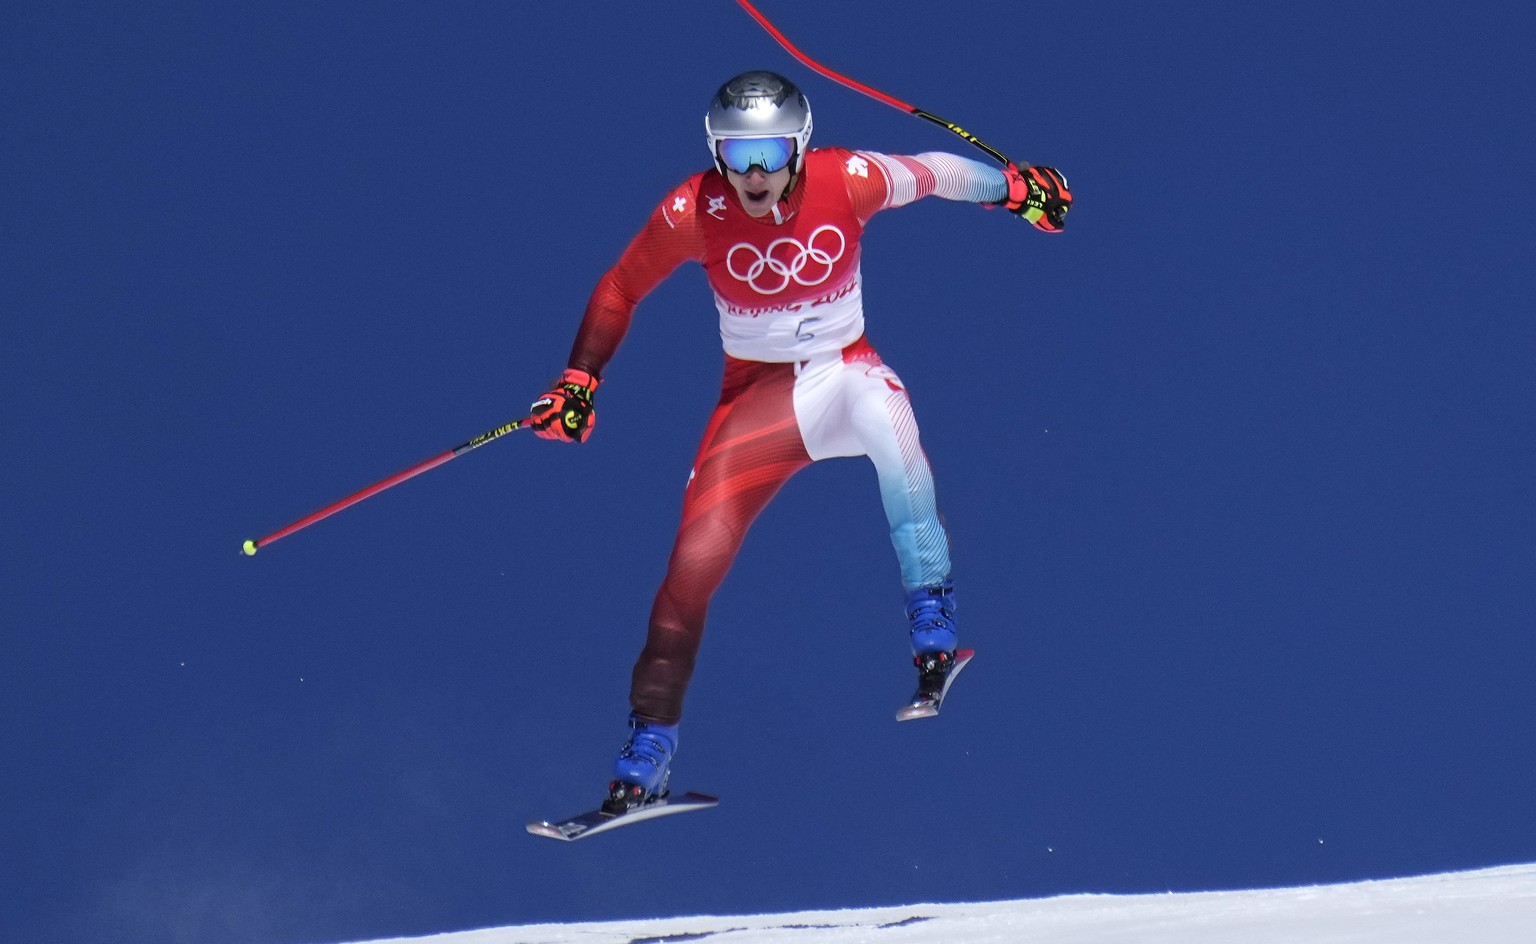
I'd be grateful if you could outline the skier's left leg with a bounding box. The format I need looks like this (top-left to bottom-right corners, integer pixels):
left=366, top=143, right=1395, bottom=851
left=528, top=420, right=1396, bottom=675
left=837, top=351, right=966, bottom=705
left=848, top=373, right=959, bottom=655
left=797, top=340, right=957, bottom=656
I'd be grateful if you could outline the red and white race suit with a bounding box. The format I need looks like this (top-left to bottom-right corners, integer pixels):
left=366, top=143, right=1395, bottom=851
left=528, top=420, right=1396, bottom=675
left=567, top=147, right=1007, bottom=724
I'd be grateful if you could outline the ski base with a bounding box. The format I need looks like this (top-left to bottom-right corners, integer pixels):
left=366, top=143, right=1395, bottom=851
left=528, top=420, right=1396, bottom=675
left=526, top=791, right=719, bottom=842
left=895, top=648, right=975, bottom=721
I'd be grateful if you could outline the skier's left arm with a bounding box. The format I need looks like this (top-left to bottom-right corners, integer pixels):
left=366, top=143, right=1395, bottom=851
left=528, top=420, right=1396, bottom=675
left=846, top=150, right=1071, bottom=232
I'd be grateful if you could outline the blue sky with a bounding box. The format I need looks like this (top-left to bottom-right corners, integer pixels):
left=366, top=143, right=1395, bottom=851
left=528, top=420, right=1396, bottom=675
left=4, top=2, right=1534, bottom=943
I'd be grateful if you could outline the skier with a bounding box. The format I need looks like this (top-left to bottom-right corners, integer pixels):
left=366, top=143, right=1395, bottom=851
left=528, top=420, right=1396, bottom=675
left=527, top=70, right=1071, bottom=813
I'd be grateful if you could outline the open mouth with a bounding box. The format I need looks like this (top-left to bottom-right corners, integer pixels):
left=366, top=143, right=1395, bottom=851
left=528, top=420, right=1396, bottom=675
left=746, top=189, right=771, bottom=203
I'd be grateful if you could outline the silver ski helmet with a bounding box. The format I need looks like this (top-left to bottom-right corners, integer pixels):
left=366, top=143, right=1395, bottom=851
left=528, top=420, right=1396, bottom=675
left=704, top=70, right=812, bottom=176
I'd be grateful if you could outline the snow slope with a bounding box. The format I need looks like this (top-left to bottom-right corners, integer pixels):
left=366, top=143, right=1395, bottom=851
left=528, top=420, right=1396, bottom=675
left=345, top=862, right=1536, bottom=944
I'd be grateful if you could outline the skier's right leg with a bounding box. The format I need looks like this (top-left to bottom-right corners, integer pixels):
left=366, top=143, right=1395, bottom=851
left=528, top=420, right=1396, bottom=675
left=606, top=714, right=680, bottom=812
left=612, top=358, right=810, bottom=801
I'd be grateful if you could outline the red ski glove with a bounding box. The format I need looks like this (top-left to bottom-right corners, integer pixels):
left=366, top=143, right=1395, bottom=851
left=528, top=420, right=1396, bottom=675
left=999, top=163, right=1072, bottom=233
left=529, top=368, right=599, bottom=443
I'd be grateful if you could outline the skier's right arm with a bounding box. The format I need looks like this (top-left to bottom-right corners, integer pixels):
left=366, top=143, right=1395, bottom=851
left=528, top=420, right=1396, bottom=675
left=529, top=181, right=706, bottom=443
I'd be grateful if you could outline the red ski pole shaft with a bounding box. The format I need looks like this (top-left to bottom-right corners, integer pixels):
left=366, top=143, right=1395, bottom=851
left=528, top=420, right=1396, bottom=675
left=734, top=0, right=1017, bottom=168
left=241, top=415, right=534, bottom=556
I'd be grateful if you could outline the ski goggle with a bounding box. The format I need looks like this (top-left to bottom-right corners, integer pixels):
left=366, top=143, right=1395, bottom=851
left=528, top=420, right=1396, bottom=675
left=716, top=136, right=796, bottom=174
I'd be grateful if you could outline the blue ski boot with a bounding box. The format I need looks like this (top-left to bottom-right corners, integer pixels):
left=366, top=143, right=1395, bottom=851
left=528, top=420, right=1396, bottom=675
left=906, top=580, right=958, bottom=656
left=906, top=581, right=960, bottom=701
left=604, top=714, right=678, bottom=814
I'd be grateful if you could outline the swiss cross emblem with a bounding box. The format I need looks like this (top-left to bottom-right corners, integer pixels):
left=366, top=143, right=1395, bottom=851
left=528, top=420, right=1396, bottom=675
left=672, top=196, right=689, bottom=213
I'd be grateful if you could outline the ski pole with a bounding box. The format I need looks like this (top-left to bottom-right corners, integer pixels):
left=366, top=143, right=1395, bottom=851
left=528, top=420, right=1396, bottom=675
left=734, top=0, right=1015, bottom=168
left=241, top=415, right=535, bottom=556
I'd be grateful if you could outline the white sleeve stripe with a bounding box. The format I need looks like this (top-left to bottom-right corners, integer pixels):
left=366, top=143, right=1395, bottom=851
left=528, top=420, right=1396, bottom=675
left=864, top=152, right=919, bottom=208
left=913, top=152, right=1008, bottom=203
left=861, top=150, right=1007, bottom=206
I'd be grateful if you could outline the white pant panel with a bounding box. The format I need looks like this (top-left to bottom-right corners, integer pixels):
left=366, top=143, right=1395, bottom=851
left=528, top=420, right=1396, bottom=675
left=792, top=352, right=951, bottom=589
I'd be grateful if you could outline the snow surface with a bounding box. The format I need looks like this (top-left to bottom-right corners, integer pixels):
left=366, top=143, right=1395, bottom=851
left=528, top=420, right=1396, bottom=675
left=344, top=863, right=1536, bottom=944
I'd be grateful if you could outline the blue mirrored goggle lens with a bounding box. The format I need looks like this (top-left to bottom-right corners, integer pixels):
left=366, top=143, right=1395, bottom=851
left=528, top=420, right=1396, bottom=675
left=717, top=136, right=795, bottom=174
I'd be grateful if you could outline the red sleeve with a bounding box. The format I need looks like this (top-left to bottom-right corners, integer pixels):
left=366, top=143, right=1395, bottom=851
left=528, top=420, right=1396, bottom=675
left=567, top=178, right=707, bottom=377
left=829, top=147, right=1005, bottom=223
left=823, top=147, right=893, bottom=223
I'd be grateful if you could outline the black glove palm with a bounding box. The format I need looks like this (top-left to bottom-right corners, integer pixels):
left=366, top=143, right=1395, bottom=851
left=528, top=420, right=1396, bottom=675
left=530, top=368, right=599, bottom=443
left=1001, top=163, right=1072, bottom=232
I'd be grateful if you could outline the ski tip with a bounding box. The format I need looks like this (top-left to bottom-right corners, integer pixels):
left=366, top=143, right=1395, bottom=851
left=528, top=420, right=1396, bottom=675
left=526, top=792, right=721, bottom=842
left=241, top=539, right=258, bottom=557
left=525, top=821, right=574, bottom=841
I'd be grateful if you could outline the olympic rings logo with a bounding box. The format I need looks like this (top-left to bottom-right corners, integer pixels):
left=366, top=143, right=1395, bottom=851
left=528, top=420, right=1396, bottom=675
left=726, top=225, right=847, bottom=295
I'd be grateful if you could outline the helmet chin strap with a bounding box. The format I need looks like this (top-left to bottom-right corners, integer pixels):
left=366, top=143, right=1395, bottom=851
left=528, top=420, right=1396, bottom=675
left=781, top=168, right=801, bottom=200
left=766, top=171, right=802, bottom=224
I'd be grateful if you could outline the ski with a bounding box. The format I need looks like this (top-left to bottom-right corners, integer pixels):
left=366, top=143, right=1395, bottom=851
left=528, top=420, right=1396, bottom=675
left=895, top=648, right=975, bottom=721
left=526, top=791, right=719, bottom=842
